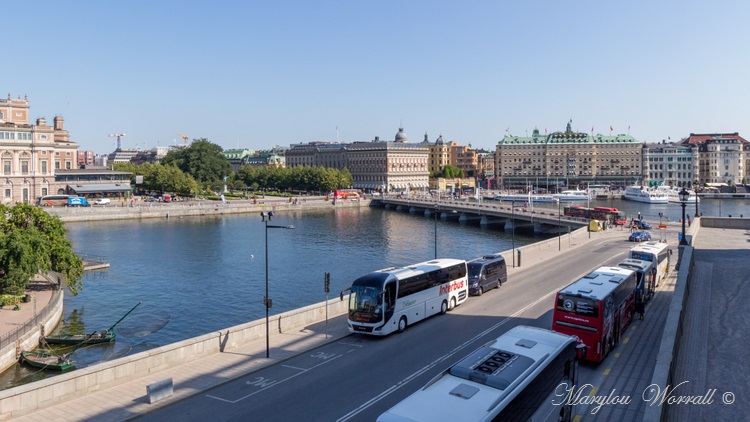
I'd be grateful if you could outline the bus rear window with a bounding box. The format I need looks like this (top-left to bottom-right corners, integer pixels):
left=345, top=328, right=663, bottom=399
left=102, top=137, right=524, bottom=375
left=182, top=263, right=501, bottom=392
left=630, top=252, right=653, bottom=261
left=556, top=295, right=599, bottom=318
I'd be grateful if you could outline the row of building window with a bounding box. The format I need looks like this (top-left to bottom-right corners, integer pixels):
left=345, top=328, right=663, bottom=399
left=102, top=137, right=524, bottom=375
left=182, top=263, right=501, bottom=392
left=2, top=160, right=71, bottom=174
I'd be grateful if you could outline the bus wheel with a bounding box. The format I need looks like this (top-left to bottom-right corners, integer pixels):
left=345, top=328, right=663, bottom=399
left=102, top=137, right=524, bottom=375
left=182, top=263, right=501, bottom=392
left=397, top=316, right=407, bottom=333
left=449, top=297, right=457, bottom=311
left=440, top=300, right=448, bottom=315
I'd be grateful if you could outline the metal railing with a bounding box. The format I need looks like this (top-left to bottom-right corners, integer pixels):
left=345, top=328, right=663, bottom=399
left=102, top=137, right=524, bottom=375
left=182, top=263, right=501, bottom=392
left=0, top=288, right=62, bottom=350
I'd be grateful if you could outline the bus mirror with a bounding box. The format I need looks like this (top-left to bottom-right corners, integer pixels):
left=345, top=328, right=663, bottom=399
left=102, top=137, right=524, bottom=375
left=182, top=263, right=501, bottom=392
left=339, top=287, right=351, bottom=301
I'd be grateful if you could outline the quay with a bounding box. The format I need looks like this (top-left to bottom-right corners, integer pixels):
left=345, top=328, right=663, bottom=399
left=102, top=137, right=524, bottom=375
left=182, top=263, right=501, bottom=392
left=0, top=214, right=747, bottom=420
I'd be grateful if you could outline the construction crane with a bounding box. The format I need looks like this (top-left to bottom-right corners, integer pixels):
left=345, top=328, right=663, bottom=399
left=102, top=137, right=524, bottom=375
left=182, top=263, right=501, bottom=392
left=177, top=132, right=189, bottom=146
left=109, top=133, right=126, bottom=150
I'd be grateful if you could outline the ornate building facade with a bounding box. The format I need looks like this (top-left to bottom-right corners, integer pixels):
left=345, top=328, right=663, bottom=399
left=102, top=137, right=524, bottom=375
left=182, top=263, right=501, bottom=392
left=1, top=95, right=78, bottom=204
left=495, top=121, right=642, bottom=189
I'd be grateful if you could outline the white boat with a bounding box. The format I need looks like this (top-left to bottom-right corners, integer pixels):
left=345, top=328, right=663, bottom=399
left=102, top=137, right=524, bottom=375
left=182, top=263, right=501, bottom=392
left=623, top=186, right=669, bottom=204
left=552, top=189, right=590, bottom=202
left=493, top=194, right=559, bottom=203
left=656, top=186, right=700, bottom=203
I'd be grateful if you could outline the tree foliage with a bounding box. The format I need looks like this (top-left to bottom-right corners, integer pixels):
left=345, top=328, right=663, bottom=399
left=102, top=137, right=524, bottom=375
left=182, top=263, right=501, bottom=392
left=161, top=139, right=232, bottom=186
left=0, top=204, right=83, bottom=295
left=112, top=162, right=201, bottom=196
left=441, top=165, right=465, bottom=179
left=233, top=165, right=353, bottom=192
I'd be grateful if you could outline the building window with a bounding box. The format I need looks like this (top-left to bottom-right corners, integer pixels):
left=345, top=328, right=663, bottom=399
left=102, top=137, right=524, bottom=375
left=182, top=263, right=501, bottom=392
left=21, top=161, right=29, bottom=174
left=41, top=161, right=47, bottom=173
left=55, top=161, right=60, bottom=169
left=42, top=188, right=48, bottom=196
left=3, top=161, right=10, bottom=175
left=66, top=161, right=71, bottom=169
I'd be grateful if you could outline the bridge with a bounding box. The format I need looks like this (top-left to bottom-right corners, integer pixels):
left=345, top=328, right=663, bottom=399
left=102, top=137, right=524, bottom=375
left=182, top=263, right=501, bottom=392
left=371, top=196, right=590, bottom=234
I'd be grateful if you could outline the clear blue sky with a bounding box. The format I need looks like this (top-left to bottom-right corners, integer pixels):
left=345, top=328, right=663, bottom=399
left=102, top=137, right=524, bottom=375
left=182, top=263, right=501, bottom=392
left=6, top=1, right=750, bottom=154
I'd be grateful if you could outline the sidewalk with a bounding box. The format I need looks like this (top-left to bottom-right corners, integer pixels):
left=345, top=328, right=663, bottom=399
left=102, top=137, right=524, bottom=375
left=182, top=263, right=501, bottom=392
left=0, top=277, right=57, bottom=348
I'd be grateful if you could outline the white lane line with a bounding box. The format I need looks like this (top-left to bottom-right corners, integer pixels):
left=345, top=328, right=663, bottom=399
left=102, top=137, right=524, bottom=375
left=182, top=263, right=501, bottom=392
left=206, top=353, right=344, bottom=404
left=336, top=290, right=556, bottom=422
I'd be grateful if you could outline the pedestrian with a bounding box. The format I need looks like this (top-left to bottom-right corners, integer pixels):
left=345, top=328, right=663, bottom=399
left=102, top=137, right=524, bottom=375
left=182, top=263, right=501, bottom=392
left=636, top=300, right=645, bottom=320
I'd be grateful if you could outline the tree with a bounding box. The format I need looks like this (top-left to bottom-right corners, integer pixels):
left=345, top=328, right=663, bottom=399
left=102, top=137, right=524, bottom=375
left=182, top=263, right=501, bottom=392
left=0, top=204, right=84, bottom=295
left=162, top=139, right=232, bottom=187
left=442, top=165, right=464, bottom=179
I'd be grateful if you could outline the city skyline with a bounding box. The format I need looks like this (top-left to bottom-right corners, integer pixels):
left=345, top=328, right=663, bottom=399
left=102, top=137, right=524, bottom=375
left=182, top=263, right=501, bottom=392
left=5, top=1, right=750, bottom=154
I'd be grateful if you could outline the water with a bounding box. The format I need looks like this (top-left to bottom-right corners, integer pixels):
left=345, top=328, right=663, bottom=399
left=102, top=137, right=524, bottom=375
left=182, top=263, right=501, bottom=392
left=1, top=205, right=543, bottom=388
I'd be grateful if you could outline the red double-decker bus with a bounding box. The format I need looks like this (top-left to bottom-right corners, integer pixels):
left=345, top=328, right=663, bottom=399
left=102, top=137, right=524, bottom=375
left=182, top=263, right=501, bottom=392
left=564, top=206, right=627, bottom=225
left=552, top=266, right=637, bottom=362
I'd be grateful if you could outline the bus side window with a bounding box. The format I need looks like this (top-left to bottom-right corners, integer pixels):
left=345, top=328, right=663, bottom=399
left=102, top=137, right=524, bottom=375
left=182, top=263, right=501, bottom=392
left=385, top=282, right=396, bottom=309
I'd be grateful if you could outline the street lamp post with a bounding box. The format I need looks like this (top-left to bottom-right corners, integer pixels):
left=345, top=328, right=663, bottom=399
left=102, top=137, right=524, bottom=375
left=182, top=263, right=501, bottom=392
left=694, top=187, right=699, bottom=218
left=558, top=200, right=562, bottom=251
left=511, top=201, right=516, bottom=267
left=434, top=203, right=439, bottom=260
left=260, top=211, right=295, bottom=358
left=679, top=188, right=689, bottom=246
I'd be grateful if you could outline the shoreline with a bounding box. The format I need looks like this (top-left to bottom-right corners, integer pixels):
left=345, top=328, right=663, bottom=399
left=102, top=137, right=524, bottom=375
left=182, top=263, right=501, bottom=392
left=43, top=196, right=369, bottom=222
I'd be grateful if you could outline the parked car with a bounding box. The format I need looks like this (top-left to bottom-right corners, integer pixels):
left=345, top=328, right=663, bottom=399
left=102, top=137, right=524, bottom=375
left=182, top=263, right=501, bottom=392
left=629, top=231, right=652, bottom=242
left=467, top=254, right=507, bottom=296
left=635, top=220, right=652, bottom=230
left=144, top=197, right=159, bottom=203
left=93, top=198, right=110, bottom=205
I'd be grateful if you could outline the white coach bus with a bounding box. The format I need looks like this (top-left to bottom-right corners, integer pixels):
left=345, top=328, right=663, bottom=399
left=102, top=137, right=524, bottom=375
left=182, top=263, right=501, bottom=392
left=378, top=326, right=579, bottom=421
left=340, top=258, right=468, bottom=336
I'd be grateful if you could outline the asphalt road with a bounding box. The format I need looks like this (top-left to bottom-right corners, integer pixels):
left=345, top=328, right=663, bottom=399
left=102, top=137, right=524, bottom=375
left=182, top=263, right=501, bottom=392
left=136, top=234, right=637, bottom=422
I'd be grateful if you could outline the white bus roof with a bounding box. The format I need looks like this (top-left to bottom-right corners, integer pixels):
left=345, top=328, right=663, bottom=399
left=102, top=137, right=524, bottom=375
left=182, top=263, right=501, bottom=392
left=618, top=258, right=654, bottom=272
left=629, top=241, right=669, bottom=254
left=558, top=266, right=635, bottom=301
left=377, top=326, right=574, bottom=422
left=375, top=258, right=465, bottom=280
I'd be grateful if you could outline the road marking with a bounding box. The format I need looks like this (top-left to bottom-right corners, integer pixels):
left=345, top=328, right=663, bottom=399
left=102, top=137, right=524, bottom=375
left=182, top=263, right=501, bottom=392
left=206, top=353, right=344, bottom=404
left=603, top=368, right=611, bottom=375
left=588, top=386, right=599, bottom=396
left=614, top=352, right=621, bottom=358
left=622, top=337, right=630, bottom=344
left=336, top=290, right=557, bottom=422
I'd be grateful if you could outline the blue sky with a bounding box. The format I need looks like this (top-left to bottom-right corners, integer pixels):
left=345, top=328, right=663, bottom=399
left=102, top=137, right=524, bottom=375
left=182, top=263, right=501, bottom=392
left=5, top=1, right=750, bottom=154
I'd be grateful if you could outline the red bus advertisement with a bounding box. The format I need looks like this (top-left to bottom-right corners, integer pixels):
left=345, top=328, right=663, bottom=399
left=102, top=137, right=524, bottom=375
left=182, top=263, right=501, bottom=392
left=552, top=266, right=637, bottom=362
left=564, top=206, right=627, bottom=225
left=333, top=189, right=361, bottom=200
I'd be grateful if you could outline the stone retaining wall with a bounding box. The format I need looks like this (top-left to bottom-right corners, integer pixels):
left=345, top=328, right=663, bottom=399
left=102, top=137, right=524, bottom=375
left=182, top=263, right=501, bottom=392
left=0, top=296, right=348, bottom=419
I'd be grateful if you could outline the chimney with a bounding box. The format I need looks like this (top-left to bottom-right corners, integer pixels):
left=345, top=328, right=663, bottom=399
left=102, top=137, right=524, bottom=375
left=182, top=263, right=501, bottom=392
left=54, top=116, right=65, bottom=130
left=36, top=117, right=47, bottom=126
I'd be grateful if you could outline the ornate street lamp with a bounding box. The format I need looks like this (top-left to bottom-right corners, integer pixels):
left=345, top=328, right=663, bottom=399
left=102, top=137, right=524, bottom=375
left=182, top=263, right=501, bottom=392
left=679, top=188, right=689, bottom=246
left=434, top=203, right=439, bottom=260
left=260, top=211, right=295, bottom=358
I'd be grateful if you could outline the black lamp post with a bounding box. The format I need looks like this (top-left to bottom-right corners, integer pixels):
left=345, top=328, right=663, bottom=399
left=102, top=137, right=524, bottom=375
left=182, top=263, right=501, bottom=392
left=694, top=187, right=699, bottom=218
left=558, top=200, right=562, bottom=251
left=260, top=211, right=295, bottom=358
left=511, top=201, right=517, bottom=267
left=434, top=203, right=439, bottom=260
left=679, top=188, right=689, bottom=246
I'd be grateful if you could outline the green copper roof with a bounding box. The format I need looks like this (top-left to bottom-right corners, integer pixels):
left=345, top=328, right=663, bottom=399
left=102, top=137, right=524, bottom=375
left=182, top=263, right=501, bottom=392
left=498, top=132, right=640, bottom=145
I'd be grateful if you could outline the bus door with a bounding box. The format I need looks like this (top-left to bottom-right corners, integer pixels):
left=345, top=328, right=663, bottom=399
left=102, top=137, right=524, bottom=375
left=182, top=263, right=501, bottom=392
left=383, top=281, right=396, bottom=323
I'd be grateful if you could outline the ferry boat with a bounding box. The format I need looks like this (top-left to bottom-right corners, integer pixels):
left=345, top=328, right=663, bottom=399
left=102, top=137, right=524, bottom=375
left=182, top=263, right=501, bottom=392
left=551, top=189, right=590, bottom=202
left=493, top=194, right=558, bottom=203
left=656, top=186, right=699, bottom=203
left=623, top=186, right=668, bottom=204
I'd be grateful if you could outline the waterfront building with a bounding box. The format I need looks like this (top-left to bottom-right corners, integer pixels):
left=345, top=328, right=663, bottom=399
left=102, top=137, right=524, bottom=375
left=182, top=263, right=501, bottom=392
left=424, top=133, right=451, bottom=177
left=285, top=127, right=429, bottom=192
left=224, top=149, right=256, bottom=172
left=679, top=133, right=749, bottom=185
left=450, top=142, right=478, bottom=177
left=0, top=94, right=78, bottom=204
left=475, top=148, right=495, bottom=189
left=495, top=121, right=642, bottom=189
left=642, top=143, right=699, bottom=188
left=56, top=167, right=133, bottom=198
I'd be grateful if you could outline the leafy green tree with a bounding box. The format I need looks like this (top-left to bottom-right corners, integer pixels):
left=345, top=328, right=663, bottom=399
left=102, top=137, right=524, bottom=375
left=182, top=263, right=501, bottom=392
left=442, top=165, right=464, bottom=179
left=0, top=204, right=83, bottom=295
left=162, top=139, right=232, bottom=186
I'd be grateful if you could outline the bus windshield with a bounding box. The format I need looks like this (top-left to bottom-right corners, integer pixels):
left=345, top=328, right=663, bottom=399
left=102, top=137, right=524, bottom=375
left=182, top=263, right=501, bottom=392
left=349, top=286, right=382, bottom=323
left=467, top=263, right=482, bottom=278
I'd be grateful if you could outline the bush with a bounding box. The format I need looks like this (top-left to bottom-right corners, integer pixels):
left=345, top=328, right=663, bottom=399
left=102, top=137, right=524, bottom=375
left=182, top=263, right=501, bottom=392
left=0, top=294, right=22, bottom=306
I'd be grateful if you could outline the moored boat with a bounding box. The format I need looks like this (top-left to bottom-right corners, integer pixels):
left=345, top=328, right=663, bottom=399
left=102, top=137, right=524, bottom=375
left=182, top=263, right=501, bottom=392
left=656, top=186, right=699, bottom=203
left=493, top=194, right=559, bottom=203
left=20, top=351, right=75, bottom=371
left=44, top=302, right=141, bottom=345
left=623, top=186, right=668, bottom=204
left=551, top=189, right=590, bottom=202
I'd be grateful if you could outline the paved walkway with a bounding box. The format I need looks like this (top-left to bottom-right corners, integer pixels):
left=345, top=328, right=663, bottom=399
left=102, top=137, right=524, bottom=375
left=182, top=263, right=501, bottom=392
left=0, top=277, right=57, bottom=348
left=664, top=226, right=750, bottom=421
